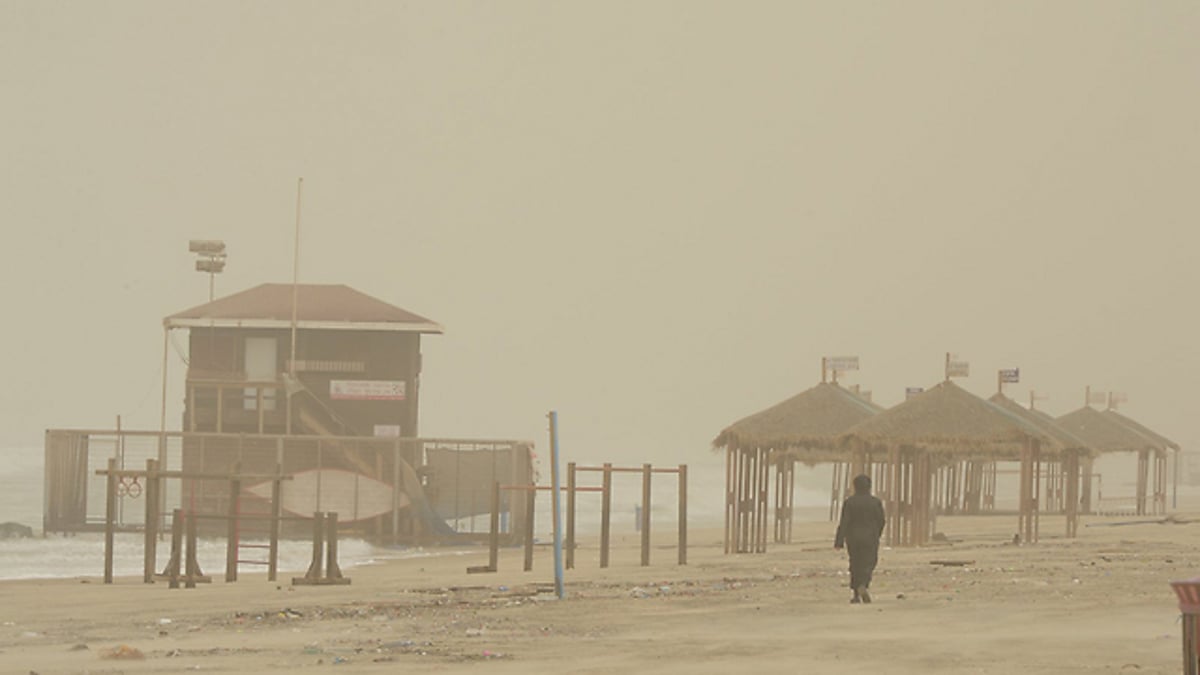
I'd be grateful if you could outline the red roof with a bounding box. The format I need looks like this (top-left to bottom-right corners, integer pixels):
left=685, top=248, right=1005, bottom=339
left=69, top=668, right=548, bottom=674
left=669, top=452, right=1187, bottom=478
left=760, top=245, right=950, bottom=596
left=164, top=284, right=442, bottom=333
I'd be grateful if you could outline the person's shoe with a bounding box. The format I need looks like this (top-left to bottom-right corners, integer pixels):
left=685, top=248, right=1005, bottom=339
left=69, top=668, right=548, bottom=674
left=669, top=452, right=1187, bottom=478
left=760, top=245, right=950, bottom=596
left=850, top=594, right=861, bottom=604
left=859, top=588, right=871, bottom=604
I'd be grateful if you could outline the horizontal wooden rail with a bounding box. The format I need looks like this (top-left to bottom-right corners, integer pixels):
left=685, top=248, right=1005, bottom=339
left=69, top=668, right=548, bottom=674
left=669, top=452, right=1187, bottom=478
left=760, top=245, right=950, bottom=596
left=574, top=466, right=682, bottom=474
left=499, top=484, right=603, bottom=493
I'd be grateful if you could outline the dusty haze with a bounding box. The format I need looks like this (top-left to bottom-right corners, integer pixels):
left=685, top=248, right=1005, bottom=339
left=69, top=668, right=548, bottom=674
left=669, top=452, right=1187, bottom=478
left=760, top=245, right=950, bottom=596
left=1, top=2, right=1196, bottom=470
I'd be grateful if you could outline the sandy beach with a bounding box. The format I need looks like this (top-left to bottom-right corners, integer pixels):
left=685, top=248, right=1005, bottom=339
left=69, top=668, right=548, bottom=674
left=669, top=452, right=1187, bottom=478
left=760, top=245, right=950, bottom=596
left=1, top=509, right=1196, bottom=675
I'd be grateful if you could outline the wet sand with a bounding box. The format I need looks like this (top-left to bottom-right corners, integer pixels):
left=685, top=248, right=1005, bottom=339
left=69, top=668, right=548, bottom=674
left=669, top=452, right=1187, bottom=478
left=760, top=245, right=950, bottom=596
left=1, top=511, right=1196, bottom=674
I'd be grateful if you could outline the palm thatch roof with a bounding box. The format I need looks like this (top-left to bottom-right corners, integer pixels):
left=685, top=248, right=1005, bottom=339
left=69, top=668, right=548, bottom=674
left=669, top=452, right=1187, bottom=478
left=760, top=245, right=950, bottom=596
left=1103, top=410, right=1179, bottom=451
left=838, top=380, right=1065, bottom=459
left=1055, top=406, right=1162, bottom=455
left=987, top=393, right=1095, bottom=456
left=712, top=382, right=883, bottom=455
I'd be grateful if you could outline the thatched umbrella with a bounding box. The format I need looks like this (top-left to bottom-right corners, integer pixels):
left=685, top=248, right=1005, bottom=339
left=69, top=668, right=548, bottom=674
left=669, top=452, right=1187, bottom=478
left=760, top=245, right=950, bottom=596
left=989, top=393, right=1095, bottom=537
left=1056, top=406, right=1164, bottom=516
left=839, top=381, right=1066, bottom=545
left=1103, top=409, right=1180, bottom=510
left=712, top=382, right=883, bottom=554
left=714, top=381, right=883, bottom=460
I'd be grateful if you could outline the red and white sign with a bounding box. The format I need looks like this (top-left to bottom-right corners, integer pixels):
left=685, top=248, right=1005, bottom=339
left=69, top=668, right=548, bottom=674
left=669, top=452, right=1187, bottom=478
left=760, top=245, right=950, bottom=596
left=330, top=380, right=406, bottom=401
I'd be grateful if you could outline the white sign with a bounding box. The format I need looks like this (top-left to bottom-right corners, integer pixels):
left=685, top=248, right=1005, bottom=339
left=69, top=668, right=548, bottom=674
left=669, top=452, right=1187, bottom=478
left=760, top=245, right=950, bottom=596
left=330, top=380, right=407, bottom=401
left=946, top=361, right=970, bottom=378
left=373, top=424, right=402, bottom=437
left=999, top=368, right=1020, bottom=383
left=826, top=356, right=860, bottom=372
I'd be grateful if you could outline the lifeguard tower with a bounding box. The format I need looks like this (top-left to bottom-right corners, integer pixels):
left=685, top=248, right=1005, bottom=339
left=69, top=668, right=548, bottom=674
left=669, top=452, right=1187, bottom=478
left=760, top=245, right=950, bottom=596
left=44, top=282, right=533, bottom=544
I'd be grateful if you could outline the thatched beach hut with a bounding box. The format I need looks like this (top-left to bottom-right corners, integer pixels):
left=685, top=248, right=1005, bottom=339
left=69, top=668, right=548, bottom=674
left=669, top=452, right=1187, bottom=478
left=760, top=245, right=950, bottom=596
left=839, top=381, right=1067, bottom=546
left=713, top=382, right=883, bottom=553
left=1103, top=409, right=1181, bottom=509
left=988, top=393, right=1094, bottom=537
left=1056, top=406, right=1167, bottom=516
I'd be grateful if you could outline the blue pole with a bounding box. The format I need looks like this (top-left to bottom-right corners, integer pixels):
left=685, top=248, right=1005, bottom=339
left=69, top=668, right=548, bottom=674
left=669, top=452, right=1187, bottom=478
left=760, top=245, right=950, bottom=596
left=549, top=411, right=565, bottom=599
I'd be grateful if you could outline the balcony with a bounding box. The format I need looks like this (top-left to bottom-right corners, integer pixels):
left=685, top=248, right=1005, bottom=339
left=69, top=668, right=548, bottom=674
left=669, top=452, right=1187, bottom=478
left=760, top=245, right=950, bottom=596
left=186, top=378, right=286, bottom=434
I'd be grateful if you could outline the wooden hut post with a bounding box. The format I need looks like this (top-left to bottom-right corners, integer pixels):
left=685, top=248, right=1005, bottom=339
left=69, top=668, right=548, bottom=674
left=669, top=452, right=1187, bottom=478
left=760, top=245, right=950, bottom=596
left=1018, top=441, right=1032, bottom=545
left=886, top=445, right=900, bottom=547
left=724, top=447, right=734, bottom=554
left=1155, top=452, right=1168, bottom=515
left=1032, top=442, right=1042, bottom=543
left=757, top=449, right=770, bottom=552
left=1064, top=449, right=1080, bottom=538
left=1136, top=450, right=1149, bottom=516
left=784, top=458, right=795, bottom=544
left=734, top=446, right=744, bottom=552
left=1080, top=456, right=1094, bottom=514
left=773, top=455, right=789, bottom=544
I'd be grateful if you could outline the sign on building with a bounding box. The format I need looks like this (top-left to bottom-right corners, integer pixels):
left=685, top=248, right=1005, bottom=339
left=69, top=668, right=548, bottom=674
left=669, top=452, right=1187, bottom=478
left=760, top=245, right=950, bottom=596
left=826, top=356, right=860, bottom=372
left=330, top=380, right=407, bottom=401
left=999, top=368, right=1020, bottom=383
left=905, top=386, right=925, bottom=400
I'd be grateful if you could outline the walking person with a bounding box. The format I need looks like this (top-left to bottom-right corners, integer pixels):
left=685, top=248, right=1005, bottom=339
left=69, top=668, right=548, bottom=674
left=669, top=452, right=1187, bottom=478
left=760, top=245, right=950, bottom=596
left=834, top=473, right=886, bottom=603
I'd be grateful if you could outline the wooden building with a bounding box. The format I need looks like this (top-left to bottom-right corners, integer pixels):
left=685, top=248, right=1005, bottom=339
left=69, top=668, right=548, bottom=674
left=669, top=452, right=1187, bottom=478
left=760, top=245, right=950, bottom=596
left=44, top=283, right=535, bottom=544
left=165, top=283, right=442, bottom=438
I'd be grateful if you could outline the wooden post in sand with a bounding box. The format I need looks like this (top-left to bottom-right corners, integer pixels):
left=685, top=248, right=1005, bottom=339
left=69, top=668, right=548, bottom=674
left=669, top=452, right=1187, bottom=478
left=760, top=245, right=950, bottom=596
left=104, top=457, right=117, bottom=584
left=678, top=464, right=688, bottom=564
left=225, top=462, right=242, bottom=582
left=523, top=488, right=536, bottom=572
left=600, top=463, right=612, bottom=568
left=143, top=458, right=159, bottom=583
left=466, top=482, right=500, bottom=574
left=641, top=464, right=652, bottom=566
left=566, top=462, right=577, bottom=570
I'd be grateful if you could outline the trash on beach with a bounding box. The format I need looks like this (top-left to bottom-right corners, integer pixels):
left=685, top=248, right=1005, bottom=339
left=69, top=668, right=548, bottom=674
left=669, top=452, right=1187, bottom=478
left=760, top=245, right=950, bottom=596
left=629, top=587, right=651, bottom=599
left=101, top=644, right=145, bottom=660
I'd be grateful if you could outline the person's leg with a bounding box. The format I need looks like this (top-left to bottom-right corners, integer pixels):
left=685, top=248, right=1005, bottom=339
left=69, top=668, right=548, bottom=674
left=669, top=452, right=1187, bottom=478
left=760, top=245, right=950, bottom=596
left=859, top=542, right=879, bottom=603
left=847, top=544, right=863, bottom=603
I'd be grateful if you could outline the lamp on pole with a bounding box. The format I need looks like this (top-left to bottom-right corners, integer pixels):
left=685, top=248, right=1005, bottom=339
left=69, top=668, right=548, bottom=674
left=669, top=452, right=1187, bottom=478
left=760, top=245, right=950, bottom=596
left=189, top=240, right=227, bottom=301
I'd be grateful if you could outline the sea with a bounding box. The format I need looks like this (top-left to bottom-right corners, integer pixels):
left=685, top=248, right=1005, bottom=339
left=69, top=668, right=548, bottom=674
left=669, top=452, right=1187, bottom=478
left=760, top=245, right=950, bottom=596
left=0, top=447, right=830, bottom=581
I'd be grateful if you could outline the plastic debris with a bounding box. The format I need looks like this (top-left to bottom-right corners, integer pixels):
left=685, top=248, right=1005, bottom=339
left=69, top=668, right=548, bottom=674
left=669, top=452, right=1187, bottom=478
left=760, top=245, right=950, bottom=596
left=101, top=644, right=145, bottom=660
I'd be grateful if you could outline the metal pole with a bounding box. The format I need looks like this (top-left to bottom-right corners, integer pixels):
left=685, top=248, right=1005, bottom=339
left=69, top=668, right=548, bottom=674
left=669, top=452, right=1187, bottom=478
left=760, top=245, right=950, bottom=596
left=104, top=457, right=117, bottom=584
left=548, top=412, right=565, bottom=599
left=287, top=177, right=303, bottom=435
left=159, top=328, right=169, bottom=466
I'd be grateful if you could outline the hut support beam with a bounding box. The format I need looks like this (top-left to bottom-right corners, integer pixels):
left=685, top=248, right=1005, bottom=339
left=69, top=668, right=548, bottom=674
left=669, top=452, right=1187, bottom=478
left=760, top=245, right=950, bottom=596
left=1136, top=450, right=1149, bottom=516
left=1080, top=457, right=1094, bottom=514
left=1064, top=449, right=1080, bottom=538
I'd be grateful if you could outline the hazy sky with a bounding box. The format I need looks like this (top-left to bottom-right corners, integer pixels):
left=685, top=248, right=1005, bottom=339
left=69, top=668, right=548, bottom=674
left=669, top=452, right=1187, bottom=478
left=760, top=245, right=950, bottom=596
left=2, top=2, right=1197, bottom=468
